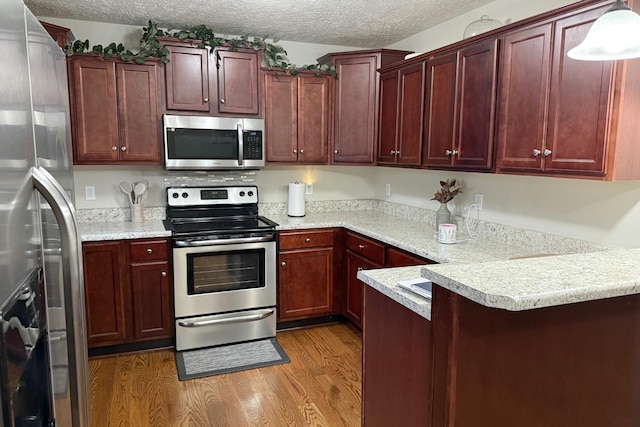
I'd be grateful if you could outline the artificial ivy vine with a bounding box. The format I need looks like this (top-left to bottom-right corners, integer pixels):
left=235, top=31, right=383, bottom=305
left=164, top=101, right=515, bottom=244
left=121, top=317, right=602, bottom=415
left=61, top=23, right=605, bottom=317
left=64, top=20, right=336, bottom=77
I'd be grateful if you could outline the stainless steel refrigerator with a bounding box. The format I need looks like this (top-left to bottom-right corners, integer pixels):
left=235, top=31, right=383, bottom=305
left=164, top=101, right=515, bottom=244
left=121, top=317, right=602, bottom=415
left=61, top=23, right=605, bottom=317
left=0, top=0, right=89, bottom=425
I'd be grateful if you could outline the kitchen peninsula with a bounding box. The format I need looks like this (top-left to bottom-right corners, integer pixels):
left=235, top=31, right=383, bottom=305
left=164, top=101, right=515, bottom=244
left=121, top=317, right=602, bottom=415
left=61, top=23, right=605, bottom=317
left=358, top=247, right=640, bottom=427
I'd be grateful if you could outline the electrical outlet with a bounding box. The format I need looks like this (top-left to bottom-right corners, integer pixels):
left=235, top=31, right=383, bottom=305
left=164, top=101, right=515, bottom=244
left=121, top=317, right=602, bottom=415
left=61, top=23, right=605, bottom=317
left=385, top=183, right=391, bottom=197
left=85, top=185, right=96, bottom=201
left=474, top=193, right=483, bottom=211
left=306, top=183, right=313, bottom=195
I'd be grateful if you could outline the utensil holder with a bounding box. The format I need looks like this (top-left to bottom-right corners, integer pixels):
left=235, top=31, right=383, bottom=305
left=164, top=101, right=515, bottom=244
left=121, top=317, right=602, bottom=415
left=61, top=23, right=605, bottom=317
left=130, top=203, right=144, bottom=223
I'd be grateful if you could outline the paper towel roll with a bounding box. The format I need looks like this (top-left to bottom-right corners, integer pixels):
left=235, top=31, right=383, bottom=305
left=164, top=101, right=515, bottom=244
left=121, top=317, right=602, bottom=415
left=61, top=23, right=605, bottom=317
left=288, top=182, right=306, bottom=217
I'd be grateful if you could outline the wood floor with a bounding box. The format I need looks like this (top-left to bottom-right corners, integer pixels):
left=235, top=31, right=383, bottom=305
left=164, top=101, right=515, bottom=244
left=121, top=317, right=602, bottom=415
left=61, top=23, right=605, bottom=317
left=88, top=323, right=362, bottom=427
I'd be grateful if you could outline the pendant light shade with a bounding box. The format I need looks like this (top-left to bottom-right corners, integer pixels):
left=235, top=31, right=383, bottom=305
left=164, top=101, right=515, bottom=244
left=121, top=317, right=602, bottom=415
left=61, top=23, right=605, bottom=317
left=568, top=0, right=640, bottom=61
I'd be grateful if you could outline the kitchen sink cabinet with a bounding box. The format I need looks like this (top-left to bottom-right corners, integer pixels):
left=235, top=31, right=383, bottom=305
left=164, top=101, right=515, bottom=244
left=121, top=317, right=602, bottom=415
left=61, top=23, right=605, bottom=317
left=163, top=39, right=261, bottom=116
left=278, top=229, right=337, bottom=321
left=377, top=61, right=425, bottom=166
left=82, top=238, right=173, bottom=350
left=362, top=285, right=433, bottom=427
left=422, top=38, right=498, bottom=171
left=67, top=55, right=162, bottom=164
left=264, top=71, right=331, bottom=164
left=318, top=49, right=412, bottom=165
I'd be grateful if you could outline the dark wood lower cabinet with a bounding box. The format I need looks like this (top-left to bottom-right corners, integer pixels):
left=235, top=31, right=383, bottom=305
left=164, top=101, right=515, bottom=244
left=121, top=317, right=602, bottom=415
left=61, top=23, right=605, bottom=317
left=362, top=285, right=432, bottom=427
left=130, top=260, right=172, bottom=341
left=82, top=238, right=173, bottom=350
left=345, top=251, right=381, bottom=328
left=83, top=241, right=127, bottom=347
left=279, top=248, right=334, bottom=320
left=277, top=229, right=338, bottom=322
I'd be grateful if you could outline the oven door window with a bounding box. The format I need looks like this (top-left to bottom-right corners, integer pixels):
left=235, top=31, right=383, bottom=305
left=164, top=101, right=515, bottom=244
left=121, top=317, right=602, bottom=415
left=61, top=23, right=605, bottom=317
left=186, top=248, right=265, bottom=294
left=166, top=128, right=238, bottom=160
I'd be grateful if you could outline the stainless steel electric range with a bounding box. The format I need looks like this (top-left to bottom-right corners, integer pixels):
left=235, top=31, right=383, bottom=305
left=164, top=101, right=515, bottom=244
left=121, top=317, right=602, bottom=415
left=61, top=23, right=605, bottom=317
left=163, top=185, right=278, bottom=351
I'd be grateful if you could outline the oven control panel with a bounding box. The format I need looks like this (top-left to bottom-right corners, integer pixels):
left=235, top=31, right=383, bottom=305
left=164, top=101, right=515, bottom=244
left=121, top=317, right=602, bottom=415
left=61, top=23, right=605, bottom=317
left=167, top=186, right=258, bottom=207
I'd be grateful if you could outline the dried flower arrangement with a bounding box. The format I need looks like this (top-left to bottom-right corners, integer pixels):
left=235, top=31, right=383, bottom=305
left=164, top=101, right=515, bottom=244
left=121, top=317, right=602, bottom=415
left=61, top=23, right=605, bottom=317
left=432, top=179, right=463, bottom=204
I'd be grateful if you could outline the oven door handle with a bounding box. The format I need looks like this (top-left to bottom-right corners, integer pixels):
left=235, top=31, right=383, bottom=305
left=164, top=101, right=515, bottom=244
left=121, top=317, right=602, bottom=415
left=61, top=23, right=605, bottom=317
left=174, top=235, right=274, bottom=247
left=178, top=309, right=275, bottom=327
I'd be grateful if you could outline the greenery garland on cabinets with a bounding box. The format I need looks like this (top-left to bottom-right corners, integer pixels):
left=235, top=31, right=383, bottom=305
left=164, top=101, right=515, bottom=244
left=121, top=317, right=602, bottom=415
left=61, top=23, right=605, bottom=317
left=63, top=20, right=336, bottom=77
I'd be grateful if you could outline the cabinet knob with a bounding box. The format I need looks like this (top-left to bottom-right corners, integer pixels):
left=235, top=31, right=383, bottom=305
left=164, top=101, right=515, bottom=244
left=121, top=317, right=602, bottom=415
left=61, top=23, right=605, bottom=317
left=305, top=238, right=311, bottom=243
left=281, top=261, right=287, bottom=267
left=203, top=97, right=209, bottom=102
left=161, top=271, right=167, bottom=277
left=220, top=98, right=225, bottom=104
left=543, top=148, right=552, bottom=157
left=532, top=148, right=542, bottom=157
left=111, top=146, right=117, bottom=151
left=445, top=149, right=453, bottom=156
left=121, top=146, right=127, bottom=152
left=396, top=150, right=400, bottom=156
left=300, top=149, right=304, bottom=154
left=357, top=267, right=363, bottom=271
left=390, top=149, right=395, bottom=155
left=146, top=248, right=153, bottom=254
left=293, top=149, right=297, bottom=154
left=358, top=244, right=366, bottom=249
left=334, top=149, right=339, bottom=154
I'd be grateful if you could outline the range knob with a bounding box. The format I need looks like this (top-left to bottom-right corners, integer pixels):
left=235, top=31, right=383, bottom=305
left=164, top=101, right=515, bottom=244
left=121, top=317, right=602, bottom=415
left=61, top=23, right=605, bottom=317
left=248, top=191, right=254, bottom=197
left=239, top=191, right=246, bottom=197
left=181, top=192, right=188, bottom=198
left=172, top=193, right=179, bottom=199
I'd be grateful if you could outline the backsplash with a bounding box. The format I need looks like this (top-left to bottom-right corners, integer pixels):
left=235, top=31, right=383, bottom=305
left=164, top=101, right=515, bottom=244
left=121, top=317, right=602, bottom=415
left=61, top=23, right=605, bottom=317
left=76, top=199, right=612, bottom=255
left=163, top=170, right=257, bottom=187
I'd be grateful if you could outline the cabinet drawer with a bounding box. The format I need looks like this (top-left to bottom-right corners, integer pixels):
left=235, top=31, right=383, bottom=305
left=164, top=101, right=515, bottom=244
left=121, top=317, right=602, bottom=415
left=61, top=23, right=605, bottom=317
left=346, top=232, right=385, bottom=265
left=279, top=229, right=334, bottom=250
left=129, top=239, right=168, bottom=262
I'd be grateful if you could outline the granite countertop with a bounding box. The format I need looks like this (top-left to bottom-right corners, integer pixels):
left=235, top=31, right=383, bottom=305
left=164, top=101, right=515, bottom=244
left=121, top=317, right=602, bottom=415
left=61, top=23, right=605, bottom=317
left=420, top=249, right=640, bottom=311
left=79, top=210, right=630, bottom=319
left=79, top=219, right=170, bottom=241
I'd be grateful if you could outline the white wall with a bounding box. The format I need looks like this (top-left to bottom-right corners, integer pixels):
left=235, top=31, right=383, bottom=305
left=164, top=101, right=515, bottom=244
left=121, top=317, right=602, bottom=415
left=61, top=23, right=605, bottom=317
left=386, top=0, right=576, bottom=54
left=374, top=168, right=640, bottom=249
left=73, top=165, right=376, bottom=208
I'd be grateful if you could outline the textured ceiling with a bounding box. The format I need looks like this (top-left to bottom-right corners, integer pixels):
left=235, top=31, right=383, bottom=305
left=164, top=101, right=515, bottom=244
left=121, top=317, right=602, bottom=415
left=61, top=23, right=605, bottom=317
left=25, top=0, right=495, bottom=48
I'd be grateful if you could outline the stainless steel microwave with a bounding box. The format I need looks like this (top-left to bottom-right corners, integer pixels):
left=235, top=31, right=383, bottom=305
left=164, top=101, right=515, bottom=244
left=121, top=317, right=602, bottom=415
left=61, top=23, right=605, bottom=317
left=163, top=115, right=265, bottom=170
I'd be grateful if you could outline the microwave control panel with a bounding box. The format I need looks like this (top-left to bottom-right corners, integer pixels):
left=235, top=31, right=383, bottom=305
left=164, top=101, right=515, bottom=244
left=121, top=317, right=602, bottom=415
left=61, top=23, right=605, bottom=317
left=243, top=131, right=263, bottom=160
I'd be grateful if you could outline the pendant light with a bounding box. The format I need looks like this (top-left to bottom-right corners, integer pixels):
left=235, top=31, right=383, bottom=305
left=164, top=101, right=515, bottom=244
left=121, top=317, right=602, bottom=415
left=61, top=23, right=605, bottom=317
left=568, top=0, right=640, bottom=61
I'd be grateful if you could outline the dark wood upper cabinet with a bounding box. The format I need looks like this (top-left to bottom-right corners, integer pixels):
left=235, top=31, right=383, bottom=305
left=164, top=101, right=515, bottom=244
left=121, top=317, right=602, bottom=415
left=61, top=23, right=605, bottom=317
left=496, top=22, right=552, bottom=171
left=545, top=5, right=612, bottom=175
left=423, top=51, right=458, bottom=167
left=68, top=56, right=162, bottom=164
left=377, top=61, right=425, bottom=166
left=497, top=4, right=612, bottom=176
left=318, top=49, right=412, bottom=165
left=164, top=44, right=209, bottom=112
left=162, top=39, right=261, bottom=117
left=217, top=49, right=260, bottom=115
left=264, top=71, right=331, bottom=164
left=40, top=21, right=74, bottom=49
left=423, top=39, right=498, bottom=171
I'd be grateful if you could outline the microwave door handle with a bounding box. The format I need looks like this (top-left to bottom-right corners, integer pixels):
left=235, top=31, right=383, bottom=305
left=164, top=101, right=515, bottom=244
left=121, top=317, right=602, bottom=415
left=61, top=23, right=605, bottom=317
left=237, top=123, right=244, bottom=166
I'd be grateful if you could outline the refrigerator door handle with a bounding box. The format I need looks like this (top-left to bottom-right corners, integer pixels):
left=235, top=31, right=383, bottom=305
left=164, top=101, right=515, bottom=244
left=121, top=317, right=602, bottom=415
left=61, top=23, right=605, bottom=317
left=32, top=166, right=90, bottom=427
